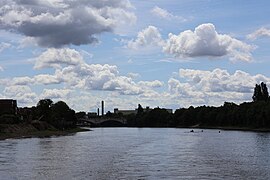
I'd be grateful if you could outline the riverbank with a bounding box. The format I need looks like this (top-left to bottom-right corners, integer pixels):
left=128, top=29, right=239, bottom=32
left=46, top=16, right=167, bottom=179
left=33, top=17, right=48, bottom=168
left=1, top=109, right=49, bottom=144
left=0, top=123, right=90, bottom=140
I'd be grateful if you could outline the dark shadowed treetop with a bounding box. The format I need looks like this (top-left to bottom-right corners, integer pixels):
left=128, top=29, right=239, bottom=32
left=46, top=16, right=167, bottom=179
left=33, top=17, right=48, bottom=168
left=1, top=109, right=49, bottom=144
left=261, top=82, right=269, bottom=100
left=252, top=82, right=269, bottom=102
left=137, top=104, right=143, bottom=115
left=37, top=99, right=53, bottom=108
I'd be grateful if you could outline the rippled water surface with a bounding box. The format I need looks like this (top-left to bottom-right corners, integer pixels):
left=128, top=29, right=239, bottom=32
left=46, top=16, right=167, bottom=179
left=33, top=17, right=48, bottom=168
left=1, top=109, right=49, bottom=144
left=1, top=128, right=270, bottom=179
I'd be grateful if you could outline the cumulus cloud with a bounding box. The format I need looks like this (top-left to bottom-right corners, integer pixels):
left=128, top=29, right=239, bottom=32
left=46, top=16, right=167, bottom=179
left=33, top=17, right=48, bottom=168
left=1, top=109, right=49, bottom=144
left=40, top=88, right=72, bottom=99
left=0, top=47, right=165, bottom=107
left=163, top=23, right=255, bottom=62
left=69, top=63, right=147, bottom=95
left=59, top=49, right=163, bottom=95
left=127, top=26, right=164, bottom=49
left=3, top=85, right=37, bottom=105
left=151, top=6, right=186, bottom=21
left=0, top=74, right=62, bottom=86
left=11, top=76, right=34, bottom=85
left=167, top=68, right=270, bottom=107
left=138, top=80, right=164, bottom=88
left=127, top=72, right=140, bottom=79
left=32, top=48, right=161, bottom=96
left=34, top=48, right=83, bottom=69
left=0, top=0, right=136, bottom=47
left=34, top=74, right=63, bottom=85
left=179, top=68, right=266, bottom=93
left=247, top=27, right=270, bottom=40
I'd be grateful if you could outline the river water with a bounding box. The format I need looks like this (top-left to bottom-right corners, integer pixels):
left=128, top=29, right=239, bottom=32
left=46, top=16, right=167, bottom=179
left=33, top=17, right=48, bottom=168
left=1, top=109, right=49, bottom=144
left=1, top=128, right=270, bottom=180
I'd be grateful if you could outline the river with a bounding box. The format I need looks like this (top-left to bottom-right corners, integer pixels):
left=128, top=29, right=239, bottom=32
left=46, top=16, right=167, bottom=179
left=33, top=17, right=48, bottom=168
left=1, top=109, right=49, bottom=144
left=1, top=128, right=270, bottom=179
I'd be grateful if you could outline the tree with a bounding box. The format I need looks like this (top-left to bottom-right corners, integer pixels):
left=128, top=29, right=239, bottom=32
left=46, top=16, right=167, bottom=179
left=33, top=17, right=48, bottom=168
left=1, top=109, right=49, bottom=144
left=36, top=99, right=53, bottom=121
left=137, top=104, right=144, bottom=115
left=252, top=82, right=269, bottom=102
left=261, top=82, right=269, bottom=101
left=51, top=101, right=77, bottom=129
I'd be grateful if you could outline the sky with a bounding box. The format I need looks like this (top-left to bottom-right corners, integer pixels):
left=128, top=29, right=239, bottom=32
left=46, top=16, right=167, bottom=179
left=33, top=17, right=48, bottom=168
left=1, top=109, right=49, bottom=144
left=0, top=0, right=270, bottom=112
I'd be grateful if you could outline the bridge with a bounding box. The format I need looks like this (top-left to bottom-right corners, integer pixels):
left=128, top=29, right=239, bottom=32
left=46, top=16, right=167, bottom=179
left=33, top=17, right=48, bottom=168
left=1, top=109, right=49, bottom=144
left=78, top=117, right=127, bottom=127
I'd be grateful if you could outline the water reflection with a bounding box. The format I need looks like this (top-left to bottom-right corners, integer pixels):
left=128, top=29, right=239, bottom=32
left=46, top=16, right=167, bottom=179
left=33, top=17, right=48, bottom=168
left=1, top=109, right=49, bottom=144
left=0, top=128, right=270, bottom=179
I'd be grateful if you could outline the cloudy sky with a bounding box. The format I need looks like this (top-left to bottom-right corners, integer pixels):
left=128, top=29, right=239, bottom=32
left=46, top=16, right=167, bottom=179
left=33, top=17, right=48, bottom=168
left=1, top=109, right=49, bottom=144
left=0, top=0, right=270, bottom=112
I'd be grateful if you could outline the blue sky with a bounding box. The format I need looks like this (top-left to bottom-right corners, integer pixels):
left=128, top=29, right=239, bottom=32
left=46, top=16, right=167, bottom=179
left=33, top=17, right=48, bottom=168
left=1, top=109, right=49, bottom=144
left=0, top=0, right=270, bottom=112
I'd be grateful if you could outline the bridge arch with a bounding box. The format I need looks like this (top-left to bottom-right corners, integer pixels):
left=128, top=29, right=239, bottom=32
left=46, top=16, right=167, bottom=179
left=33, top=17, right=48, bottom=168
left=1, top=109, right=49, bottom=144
left=78, top=117, right=127, bottom=127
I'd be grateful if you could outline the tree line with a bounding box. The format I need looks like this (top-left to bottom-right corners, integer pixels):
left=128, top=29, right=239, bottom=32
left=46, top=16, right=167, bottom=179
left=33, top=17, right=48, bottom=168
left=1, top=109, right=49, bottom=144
left=124, top=82, right=270, bottom=129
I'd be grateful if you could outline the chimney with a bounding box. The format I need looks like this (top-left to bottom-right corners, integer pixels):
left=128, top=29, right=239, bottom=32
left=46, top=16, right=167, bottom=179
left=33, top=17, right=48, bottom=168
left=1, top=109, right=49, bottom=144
left=101, top=101, right=104, bottom=116
left=97, top=108, right=99, bottom=116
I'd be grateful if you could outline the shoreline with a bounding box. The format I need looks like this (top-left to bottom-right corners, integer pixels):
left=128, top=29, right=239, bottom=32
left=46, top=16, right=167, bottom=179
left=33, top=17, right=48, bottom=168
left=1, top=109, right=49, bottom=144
left=0, top=126, right=90, bottom=140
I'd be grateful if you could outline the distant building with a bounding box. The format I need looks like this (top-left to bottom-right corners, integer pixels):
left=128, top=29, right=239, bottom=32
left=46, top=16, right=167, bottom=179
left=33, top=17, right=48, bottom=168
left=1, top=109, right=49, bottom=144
left=114, top=108, right=137, bottom=116
left=0, top=99, right=17, bottom=115
left=114, top=107, right=173, bottom=115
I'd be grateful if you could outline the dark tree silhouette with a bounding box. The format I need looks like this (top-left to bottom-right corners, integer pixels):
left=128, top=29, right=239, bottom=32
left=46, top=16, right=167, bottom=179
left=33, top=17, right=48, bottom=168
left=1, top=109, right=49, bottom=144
left=36, top=99, right=53, bottom=121
left=35, top=99, right=76, bottom=129
left=253, top=82, right=269, bottom=102
left=137, top=104, right=144, bottom=115
left=51, top=101, right=77, bottom=129
left=261, top=82, right=269, bottom=101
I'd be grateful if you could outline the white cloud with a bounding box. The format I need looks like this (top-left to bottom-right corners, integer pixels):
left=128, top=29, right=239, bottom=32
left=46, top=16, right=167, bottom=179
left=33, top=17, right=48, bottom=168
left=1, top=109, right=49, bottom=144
left=12, top=76, right=34, bottom=85
left=3, top=85, right=38, bottom=106
left=127, top=72, right=140, bottom=79
left=167, top=68, right=270, bottom=107
left=0, top=42, right=11, bottom=52
left=247, top=27, right=270, bottom=40
left=127, top=23, right=254, bottom=62
left=138, top=80, right=164, bottom=88
left=18, top=37, right=37, bottom=48
left=34, top=74, right=63, bottom=85
left=0, top=66, right=3, bottom=71
left=34, top=48, right=84, bottom=69
left=179, top=68, right=260, bottom=93
left=151, top=6, right=186, bottom=22
left=0, top=0, right=136, bottom=47
left=40, top=89, right=72, bottom=99
left=127, top=26, right=164, bottom=49
left=31, top=48, right=162, bottom=96
left=163, top=23, right=255, bottom=62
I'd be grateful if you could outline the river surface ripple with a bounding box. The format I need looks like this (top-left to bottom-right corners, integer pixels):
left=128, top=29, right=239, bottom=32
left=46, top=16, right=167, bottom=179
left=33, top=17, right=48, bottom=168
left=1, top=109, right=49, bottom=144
left=1, top=128, right=270, bottom=180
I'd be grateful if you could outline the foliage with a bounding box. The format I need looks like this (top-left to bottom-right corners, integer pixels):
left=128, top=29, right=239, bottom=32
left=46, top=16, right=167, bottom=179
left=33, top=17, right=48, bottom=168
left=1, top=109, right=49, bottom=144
left=35, top=99, right=77, bottom=130
left=125, top=107, right=173, bottom=127
left=253, top=82, right=269, bottom=102
left=36, top=99, right=53, bottom=121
